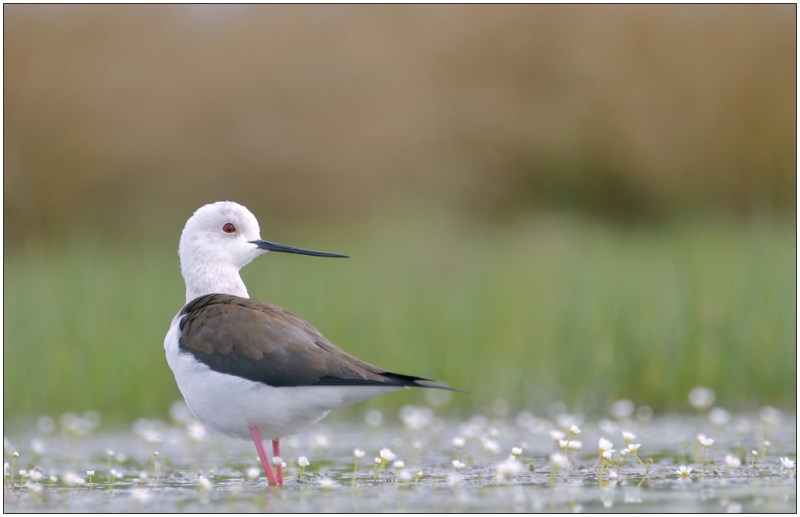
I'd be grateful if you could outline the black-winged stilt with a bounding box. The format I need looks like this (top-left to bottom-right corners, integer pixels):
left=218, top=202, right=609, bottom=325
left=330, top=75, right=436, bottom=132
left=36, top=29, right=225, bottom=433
left=165, top=201, right=463, bottom=486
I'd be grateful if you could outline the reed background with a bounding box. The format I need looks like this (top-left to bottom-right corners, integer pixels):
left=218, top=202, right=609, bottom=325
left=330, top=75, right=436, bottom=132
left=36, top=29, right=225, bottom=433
left=4, top=5, right=796, bottom=425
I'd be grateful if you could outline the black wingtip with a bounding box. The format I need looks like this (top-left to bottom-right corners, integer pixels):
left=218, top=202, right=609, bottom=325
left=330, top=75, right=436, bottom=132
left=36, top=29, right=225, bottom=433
left=413, top=380, right=469, bottom=394
left=313, top=372, right=468, bottom=392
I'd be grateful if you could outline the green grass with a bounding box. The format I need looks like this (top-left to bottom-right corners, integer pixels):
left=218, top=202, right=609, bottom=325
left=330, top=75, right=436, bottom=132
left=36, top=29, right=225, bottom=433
left=3, top=210, right=795, bottom=425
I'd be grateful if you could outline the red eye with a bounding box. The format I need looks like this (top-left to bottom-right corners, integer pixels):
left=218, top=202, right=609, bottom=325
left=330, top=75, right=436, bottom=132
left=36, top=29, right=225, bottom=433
left=222, top=223, right=236, bottom=233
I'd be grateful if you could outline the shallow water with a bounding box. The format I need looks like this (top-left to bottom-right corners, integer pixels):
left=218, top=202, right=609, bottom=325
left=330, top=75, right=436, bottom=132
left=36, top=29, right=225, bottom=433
left=4, top=411, right=796, bottom=512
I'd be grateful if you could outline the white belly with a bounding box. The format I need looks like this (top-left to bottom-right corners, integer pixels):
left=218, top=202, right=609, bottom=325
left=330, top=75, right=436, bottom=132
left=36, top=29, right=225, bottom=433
left=164, top=315, right=401, bottom=440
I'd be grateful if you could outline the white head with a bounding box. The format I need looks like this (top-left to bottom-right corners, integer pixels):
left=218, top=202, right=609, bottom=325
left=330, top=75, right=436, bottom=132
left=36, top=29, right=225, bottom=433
left=180, top=201, right=263, bottom=273
left=178, top=201, right=347, bottom=303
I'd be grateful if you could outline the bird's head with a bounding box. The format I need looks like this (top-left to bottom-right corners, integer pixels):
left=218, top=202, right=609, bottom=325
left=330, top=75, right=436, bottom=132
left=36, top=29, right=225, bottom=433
left=179, top=201, right=347, bottom=273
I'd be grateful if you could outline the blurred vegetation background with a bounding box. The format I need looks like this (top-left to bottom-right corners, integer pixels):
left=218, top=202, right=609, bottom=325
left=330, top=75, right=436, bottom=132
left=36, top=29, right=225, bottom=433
left=4, top=5, right=796, bottom=425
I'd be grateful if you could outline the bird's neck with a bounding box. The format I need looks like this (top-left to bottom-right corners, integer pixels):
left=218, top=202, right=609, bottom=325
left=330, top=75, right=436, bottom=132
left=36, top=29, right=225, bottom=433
left=182, top=260, right=250, bottom=303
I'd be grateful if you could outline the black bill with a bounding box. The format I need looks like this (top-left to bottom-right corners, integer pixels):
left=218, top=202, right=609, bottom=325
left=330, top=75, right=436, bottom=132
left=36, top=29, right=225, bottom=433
left=250, top=240, right=349, bottom=258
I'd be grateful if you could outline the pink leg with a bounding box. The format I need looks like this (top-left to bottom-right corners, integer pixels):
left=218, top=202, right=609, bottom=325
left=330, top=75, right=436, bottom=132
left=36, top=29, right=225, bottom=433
left=249, top=426, right=278, bottom=486
left=272, top=439, right=283, bottom=486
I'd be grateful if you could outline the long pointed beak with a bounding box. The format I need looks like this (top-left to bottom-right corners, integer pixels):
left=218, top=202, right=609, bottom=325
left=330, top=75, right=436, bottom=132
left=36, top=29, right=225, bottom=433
left=250, top=240, right=349, bottom=258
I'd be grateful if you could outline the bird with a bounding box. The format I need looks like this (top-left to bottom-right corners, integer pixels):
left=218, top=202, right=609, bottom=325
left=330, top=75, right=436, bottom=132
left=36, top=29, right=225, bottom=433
left=164, top=201, right=463, bottom=487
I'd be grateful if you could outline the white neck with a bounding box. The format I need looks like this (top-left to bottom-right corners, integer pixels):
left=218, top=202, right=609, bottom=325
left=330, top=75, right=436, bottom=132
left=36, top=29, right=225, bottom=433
left=182, top=260, right=250, bottom=303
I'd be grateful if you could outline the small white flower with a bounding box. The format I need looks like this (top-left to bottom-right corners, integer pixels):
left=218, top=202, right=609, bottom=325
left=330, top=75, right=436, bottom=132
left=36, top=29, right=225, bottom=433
left=25, top=482, right=42, bottom=494
left=139, top=472, right=148, bottom=480
left=622, top=431, right=636, bottom=443
left=494, top=457, right=521, bottom=482
left=131, top=488, right=152, bottom=503
left=379, top=448, right=396, bottom=462
left=298, top=456, right=309, bottom=468
left=318, top=477, right=338, bottom=490
left=780, top=457, right=795, bottom=469
left=271, top=456, right=282, bottom=466
left=619, top=449, right=628, bottom=457
left=569, top=425, right=581, bottom=434
left=106, top=449, right=115, bottom=457
left=559, top=439, right=569, bottom=449
left=751, top=450, right=758, bottom=457
left=725, top=455, right=741, bottom=468
left=688, top=386, right=715, bottom=410
left=49, top=475, right=57, bottom=483
left=400, top=404, right=432, bottom=431
left=696, top=434, right=714, bottom=447
left=374, top=457, right=382, bottom=465
left=198, top=475, right=212, bottom=491
left=29, top=470, right=42, bottom=482
left=393, top=460, right=404, bottom=470
left=74, top=477, right=85, bottom=485
left=481, top=438, right=500, bottom=454
left=141, top=430, right=161, bottom=444
left=30, top=439, right=45, bottom=456
left=626, top=443, right=641, bottom=453
left=550, top=430, right=566, bottom=441
left=598, top=437, right=614, bottom=453
left=727, top=502, right=743, bottom=513
left=447, top=474, right=461, bottom=487
left=511, top=447, right=523, bottom=457
left=676, top=465, right=692, bottom=478
left=709, top=407, right=731, bottom=426
left=452, top=437, right=466, bottom=449
left=86, top=470, right=94, bottom=477
left=353, top=449, right=365, bottom=460
left=550, top=452, right=569, bottom=469
left=568, top=440, right=583, bottom=450
left=452, top=460, right=465, bottom=470
left=187, top=422, right=207, bottom=443
left=602, top=450, right=615, bottom=460
left=246, top=467, right=260, bottom=480
left=608, top=470, right=618, bottom=478
left=399, top=470, right=413, bottom=482
left=13, top=452, right=19, bottom=458
left=313, top=434, right=330, bottom=449
left=610, top=399, right=635, bottom=419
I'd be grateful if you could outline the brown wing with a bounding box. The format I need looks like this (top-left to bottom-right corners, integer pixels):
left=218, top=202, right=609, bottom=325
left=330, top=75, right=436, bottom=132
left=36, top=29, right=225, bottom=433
left=178, top=294, right=460, bottom=390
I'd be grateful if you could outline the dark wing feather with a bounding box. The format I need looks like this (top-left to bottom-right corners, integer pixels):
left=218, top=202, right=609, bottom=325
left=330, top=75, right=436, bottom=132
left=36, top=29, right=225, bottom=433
left=178, top=294, right=464, bottom=391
